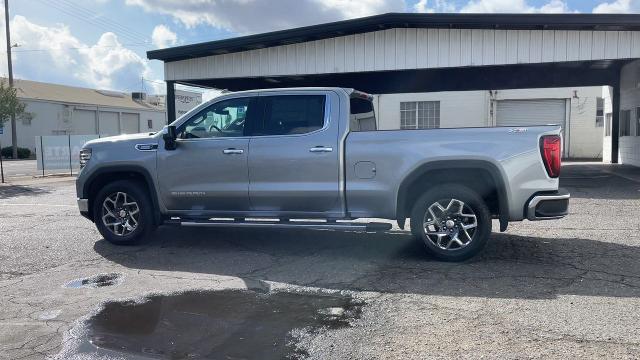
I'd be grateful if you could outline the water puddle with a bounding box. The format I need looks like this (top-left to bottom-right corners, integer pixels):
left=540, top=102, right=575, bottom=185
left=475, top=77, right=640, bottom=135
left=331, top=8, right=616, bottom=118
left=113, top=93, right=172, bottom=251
left=64, top=273, right=123, bottom=289
left=72, top=289, right=363, bottom=359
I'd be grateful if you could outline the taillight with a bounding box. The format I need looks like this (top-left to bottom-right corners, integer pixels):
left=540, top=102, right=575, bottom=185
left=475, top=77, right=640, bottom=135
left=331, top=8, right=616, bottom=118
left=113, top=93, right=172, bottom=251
left=540, top=135, right=561, bottom=178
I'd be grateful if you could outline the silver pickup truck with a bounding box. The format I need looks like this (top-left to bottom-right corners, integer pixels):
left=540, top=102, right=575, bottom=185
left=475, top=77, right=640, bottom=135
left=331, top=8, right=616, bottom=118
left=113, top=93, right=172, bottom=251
left=76, top=87, right=569, bottom=261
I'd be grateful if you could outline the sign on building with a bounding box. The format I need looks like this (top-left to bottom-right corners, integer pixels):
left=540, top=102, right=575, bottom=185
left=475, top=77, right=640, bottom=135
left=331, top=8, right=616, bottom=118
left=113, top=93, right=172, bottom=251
left=175, top=90, right=203, bottom=118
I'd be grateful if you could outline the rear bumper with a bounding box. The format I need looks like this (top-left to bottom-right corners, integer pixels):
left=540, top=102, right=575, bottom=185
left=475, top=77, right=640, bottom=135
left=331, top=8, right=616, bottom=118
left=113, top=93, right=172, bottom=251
left=526, top=188, right=570, bottom=221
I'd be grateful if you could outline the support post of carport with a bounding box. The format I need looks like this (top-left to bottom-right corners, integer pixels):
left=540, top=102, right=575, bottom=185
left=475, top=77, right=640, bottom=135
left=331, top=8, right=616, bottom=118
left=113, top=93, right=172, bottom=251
left=166, top=80, right=176, bottom=125
left=611, top=78, right=621, bottom=164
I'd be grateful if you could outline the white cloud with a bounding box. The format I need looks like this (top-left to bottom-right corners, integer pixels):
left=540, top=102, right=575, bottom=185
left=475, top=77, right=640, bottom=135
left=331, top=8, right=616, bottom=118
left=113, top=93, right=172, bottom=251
left=461, top=0, right=571, bottom=13
left=0, top=14, right=162, bottom=93
left=125, top=0, right=406, bottom=34
left=413, top=0, right=456, bottom=13
left=593, top=0, right=640, bottom=13
left=151, top=24, right=177, bottom=49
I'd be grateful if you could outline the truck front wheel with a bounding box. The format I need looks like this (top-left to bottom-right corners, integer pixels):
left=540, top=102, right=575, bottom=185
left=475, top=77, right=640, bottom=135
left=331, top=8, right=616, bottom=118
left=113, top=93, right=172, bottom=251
left=93, top=180, right=155, bottom=245
left=410, top=184, right=491, bottom=262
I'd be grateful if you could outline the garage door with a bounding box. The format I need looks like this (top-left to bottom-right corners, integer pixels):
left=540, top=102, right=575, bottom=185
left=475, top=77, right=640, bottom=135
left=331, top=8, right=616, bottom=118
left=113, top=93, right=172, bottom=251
left=98, top=111, right=119, bottom=136
left=121, top=113, right=140, bottom=134
left=496, top=99, right=567, bottom=128
left=496, top=99, right=568, bottom=157
left=71, top=109, right=96, bottom=135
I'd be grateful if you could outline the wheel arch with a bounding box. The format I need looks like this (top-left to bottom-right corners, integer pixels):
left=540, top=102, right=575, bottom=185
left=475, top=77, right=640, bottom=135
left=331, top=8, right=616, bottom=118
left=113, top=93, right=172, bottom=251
left=82, top=165, right=161, bottom=225
left=396, top=160, right=509, bottom=232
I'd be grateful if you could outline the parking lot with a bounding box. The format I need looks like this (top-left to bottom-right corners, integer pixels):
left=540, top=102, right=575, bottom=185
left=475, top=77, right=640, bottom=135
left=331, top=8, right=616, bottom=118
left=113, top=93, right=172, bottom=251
left=1, top=162, right=640, bottom=359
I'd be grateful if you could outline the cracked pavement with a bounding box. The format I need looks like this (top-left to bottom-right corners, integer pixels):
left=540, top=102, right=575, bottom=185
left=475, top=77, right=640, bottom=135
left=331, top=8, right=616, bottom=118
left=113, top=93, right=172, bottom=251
left=1, top=162, right=640, bottom=359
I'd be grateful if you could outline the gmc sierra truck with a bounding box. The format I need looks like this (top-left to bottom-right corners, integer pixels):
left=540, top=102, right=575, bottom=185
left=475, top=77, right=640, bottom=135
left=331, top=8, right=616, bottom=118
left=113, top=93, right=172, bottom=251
left=76, top=87, right=569, bottom=261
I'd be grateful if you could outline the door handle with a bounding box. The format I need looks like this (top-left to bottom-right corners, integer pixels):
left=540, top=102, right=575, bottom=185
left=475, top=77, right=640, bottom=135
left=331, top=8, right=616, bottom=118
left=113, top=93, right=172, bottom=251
left=223, top=148, right=244, bottom=155
left=309, top=146, right=333, bottom=153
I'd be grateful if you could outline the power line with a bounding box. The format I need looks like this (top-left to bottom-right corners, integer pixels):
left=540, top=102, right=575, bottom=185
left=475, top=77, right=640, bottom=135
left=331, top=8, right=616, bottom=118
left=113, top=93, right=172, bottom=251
left=33, top=0, right=150, bottom=45
left=57, top=0, right=151, bottom=42
left=37, top=0, right=149, bottom=44
left=0, top=43, right=152, bottom=53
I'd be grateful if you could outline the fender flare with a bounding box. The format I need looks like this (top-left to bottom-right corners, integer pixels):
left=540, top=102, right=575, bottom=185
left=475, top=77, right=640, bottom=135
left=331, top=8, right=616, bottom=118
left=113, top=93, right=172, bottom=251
left=395, top=160, right=509, bottom=231
left=82, top=165, right=161, bottom=225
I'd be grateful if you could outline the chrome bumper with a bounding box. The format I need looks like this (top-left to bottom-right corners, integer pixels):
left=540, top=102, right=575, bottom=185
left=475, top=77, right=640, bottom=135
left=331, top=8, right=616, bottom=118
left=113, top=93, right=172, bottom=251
left=527, top=189, right=570, bottom=221
left=77, top=198, right=89, bottom=212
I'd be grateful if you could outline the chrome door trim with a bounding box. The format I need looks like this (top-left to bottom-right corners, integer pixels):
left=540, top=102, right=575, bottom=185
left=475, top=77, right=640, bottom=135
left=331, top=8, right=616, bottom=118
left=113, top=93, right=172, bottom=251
left=222, top=149, right=244, bottom=154
left=309, top=146, right=333, bottom=153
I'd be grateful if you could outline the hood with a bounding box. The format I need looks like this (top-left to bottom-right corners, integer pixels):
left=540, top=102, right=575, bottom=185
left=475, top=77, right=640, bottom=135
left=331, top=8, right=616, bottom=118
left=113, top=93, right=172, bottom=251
left=84, top=132, right=157, bottom=147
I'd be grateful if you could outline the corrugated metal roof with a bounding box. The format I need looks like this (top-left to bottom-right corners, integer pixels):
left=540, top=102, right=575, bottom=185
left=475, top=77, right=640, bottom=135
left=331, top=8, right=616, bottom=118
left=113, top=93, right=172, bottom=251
left=4, top=78, right=165, bottom=112
left=148, top=13, right=640, bottom=62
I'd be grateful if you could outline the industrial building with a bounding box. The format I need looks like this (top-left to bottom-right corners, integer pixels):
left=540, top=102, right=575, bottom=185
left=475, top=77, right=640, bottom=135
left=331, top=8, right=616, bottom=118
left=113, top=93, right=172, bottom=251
left=0, top=79, right=202, bottom=154
left=148, top=13, right=640, bottom=166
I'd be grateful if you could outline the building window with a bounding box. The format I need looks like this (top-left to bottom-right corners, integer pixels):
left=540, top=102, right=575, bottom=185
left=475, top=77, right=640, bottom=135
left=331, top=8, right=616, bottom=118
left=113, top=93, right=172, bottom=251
left=605, top=113, right=612, bottom=136
left=595, top=97, right=604, bottom=127
left=636, top=108, right=640, bottom=136
left=147, top=119, right=153, bottom=129
left=621, top=110, right=631, bottom=136
left=400, top=101, right=440, bottom=129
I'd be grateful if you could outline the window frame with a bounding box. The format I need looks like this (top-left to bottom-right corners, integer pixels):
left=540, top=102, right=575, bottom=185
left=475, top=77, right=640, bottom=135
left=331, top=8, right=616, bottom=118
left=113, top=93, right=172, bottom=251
left=245, top=93, right=332, bottom=138
left=400, top=101, right=440, bottom=130
left=636, top=107, right=640, bottom=136
left=175, top=96, right=256, bottom=141
left=595, top=97, right=604, bottom=128
left=620, top=109, right=632, bottom=137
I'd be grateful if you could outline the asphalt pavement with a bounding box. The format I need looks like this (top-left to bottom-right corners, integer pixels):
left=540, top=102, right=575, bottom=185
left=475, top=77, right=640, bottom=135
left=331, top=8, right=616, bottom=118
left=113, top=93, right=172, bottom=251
left=1, top=162, right=640, bottom=359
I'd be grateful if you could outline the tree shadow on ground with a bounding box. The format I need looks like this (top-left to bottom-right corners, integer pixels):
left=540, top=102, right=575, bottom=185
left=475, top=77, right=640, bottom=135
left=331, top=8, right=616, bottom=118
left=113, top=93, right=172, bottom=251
left=0, top=184, right=51, bottom=199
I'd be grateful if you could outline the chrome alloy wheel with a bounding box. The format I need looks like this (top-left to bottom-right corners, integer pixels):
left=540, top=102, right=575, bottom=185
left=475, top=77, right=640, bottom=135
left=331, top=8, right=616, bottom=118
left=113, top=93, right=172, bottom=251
left=423, top=198, right=478, bottom=250
left=101, top=192, right=140, bottom=236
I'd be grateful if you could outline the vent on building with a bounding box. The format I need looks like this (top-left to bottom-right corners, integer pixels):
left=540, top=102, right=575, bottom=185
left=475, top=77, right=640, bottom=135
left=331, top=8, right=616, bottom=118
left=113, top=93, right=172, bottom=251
left=132, top=92, right=147, bottom=101
left=95, top=90, right=126, bottom=98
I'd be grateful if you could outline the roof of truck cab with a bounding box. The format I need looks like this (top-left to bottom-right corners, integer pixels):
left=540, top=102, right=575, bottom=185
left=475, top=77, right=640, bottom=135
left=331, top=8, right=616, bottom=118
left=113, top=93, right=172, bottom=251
left=219, top=87, right=356, bottom=96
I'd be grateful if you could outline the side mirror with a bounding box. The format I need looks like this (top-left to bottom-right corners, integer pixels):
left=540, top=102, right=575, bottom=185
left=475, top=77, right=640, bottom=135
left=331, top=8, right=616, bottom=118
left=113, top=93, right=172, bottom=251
left=163, top=125, right=177, bottom=150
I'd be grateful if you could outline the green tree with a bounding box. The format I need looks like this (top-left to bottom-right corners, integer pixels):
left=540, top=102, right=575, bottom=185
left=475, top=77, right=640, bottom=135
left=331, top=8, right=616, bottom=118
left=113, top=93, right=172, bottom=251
left=0, top=80, right=26, bottom=158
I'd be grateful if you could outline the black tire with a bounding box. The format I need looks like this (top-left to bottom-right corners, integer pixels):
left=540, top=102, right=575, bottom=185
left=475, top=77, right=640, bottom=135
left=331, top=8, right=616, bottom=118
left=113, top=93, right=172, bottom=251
left=409, top=184, right=491, bottom=262
left=93, top=180, right=155, bottom=245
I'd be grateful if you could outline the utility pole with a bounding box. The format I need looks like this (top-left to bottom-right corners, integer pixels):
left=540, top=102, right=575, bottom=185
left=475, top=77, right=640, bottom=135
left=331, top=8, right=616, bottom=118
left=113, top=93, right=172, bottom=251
left=4, top=0, right=16, bottom=159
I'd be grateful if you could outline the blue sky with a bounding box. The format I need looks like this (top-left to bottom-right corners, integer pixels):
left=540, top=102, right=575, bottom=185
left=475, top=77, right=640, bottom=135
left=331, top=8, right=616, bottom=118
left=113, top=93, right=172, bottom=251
left=1, top=0, right=638, bottom=95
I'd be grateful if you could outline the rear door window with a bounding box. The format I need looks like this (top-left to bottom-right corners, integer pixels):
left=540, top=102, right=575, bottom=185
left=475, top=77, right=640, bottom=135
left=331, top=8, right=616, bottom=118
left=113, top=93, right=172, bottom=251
left=250, top=95, right=326, bottom=136
left=350, top=97, right=377, bottom=131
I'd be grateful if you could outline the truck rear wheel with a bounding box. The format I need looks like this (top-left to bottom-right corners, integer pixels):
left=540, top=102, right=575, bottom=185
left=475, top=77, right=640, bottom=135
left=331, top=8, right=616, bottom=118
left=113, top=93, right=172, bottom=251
left=93, top=180, right=155, bottom=245
left=410, top=184, right=491, bottom=262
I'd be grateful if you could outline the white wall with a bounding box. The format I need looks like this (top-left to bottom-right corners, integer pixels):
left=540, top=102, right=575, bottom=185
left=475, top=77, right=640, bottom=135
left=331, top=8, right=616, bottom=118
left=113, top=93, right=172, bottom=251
left=615, top=60, right=640, bottom=166
left=0, top=99, right=166, bottom=154
left=376, top=90, right=489, bottom=130
left=377, top=86, right=604, bottom=159
left=602, top=86, right=614, bottom=163
left=166, top=28, right=640, bottom=81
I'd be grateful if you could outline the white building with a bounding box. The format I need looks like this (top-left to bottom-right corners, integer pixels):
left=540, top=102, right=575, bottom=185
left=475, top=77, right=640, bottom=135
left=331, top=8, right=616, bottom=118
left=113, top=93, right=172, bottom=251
left=148, top=13, right=640, bottom=167
left=0, top=79, right=166, bottom=153
left=376, top=86, right=607, bottom=159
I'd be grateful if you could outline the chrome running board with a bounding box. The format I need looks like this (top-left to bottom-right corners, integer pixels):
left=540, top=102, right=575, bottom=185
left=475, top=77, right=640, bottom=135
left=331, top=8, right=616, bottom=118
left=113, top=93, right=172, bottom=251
left=178, top=219, right=392, bottom=232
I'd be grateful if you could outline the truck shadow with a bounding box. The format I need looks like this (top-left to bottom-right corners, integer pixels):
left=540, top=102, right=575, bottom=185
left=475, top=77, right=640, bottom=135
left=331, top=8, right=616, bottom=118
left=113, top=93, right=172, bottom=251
left=94, top=226, right=640, bottom=300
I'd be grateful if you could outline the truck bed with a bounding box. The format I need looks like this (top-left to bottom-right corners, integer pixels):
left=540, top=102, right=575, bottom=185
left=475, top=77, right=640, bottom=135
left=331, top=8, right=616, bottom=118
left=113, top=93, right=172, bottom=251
left=344, top=125, right=562, bottom=221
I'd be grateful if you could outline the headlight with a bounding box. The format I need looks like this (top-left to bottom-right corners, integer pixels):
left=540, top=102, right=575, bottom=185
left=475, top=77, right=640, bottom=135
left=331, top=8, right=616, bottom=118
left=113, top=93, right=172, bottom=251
left=79, top=148, right=92, bottom=168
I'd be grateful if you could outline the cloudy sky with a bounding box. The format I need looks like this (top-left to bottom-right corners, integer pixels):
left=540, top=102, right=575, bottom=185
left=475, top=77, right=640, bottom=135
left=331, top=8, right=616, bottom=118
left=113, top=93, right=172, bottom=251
left=1, top=0, right=638, bottom=95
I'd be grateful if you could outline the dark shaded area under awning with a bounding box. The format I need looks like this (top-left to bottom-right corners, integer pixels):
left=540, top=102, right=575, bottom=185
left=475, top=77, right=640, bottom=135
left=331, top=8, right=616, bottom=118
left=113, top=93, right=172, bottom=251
left=175, top=60, right=626, bottom=93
